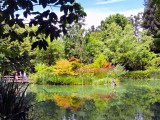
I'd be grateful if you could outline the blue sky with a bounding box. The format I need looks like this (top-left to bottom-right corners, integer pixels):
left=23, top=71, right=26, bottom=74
left=75, top=0, right=144, bottom=28
left=23, top=0, right=145, bottom=28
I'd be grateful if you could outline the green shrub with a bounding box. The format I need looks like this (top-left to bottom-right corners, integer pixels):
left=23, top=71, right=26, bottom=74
left=93, top=78, right=113, bottom=85
left=31, top=72, right=97, bottom=85
left=107, top=64, right=128, bottom=78
left=93, top=54, right=106, bottom=68
left=124, top=69, right=160, bottom=80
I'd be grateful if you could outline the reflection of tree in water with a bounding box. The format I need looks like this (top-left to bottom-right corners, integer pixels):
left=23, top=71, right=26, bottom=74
left=28, top=84, right=160, bottom=120
left=30, top=98, right=106, bottom=120
left=103, top=86, right=158, bottom=120
left=30, top=100, right=66, bottom=120
left=75, top=100, right=104, bottom=120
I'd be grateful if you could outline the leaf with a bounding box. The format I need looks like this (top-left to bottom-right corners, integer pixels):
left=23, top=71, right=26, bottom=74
left=23, top=11, right=28, bottom=18
left=16, top=14, right=20, bottom=19
left=42, top=39, right=48, bottom=50
left=16, top=19, right=25, bottom=28
left=42, top=10, right=50, bottom=18
left=8, top=20, right=15, bottom=27
left=31, top=41, right=39, bottom=50
left=63, top=5, right=69, bottom=15
left=20, top=31, right=28, bottom=39
left=69, top=6, right=73, bottom=13
left=49, top=12, right=58, bottom=20
left=30, top=12, right=41, bottom=15
left=50, top=34, right=55, bottom=41
left=2, top=33, right=10, bottom=39
left=73, top=3, right=81, bottom=10
left=41, top=0, right=48, bottom=8
left=67, top=13, right=75, bottom=24
left=10, top=31, right=18, bottom=41
left=29, top=31, right=35, bottom=37
left=38, top=40, right=43, bottom=50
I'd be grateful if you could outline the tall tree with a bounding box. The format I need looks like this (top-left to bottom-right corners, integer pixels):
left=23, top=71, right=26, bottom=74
left=32, top=39, right=65, bottom=65
left=100, top=13, right=131, bottom=31
left=143, top=0, right=160, bottom=52
left=63, top=23, right=86, bottom=62
left=128, top=12, right=143, bottom=37
left=0, top=32, right=33, bottom=74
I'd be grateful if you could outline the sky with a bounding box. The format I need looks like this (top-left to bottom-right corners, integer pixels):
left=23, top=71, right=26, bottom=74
left=76, top=0, right=145, bottom=28
left=22, top=0, right=145, bottom=28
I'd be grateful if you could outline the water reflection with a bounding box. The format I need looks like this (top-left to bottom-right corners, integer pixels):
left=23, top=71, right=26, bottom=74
left=28, top=80, right=160, bottom=120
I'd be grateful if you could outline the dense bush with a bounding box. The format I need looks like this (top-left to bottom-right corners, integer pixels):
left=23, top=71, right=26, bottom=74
left=124, top=69, right=160, bottom=80
left=31, top=74, right=96, bottom=85
left=93, top=54, right=106, bottom=68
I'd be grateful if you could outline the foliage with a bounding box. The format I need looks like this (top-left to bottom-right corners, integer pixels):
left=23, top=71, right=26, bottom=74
left=100, top=13, right=131, bottom=30
left=93, top=77, right=113, bottom=85
left=53, top=59, right=75, bottom=76
left=31, top=63, right=53, bottom=84
left=146, top=56, right=160, bottom=69
left=145, top=0, right=160, bottom=16
left=0, top=0, right=86, bottom=50
left=128, top=12, right=143, bottom=36
left=93, top=54, right=106, bottom=68
left=31, top=73, right=96, bottom=85
left=83, top=31, right=104, bottom=63
left=0, top=81, right=30, bottom=120
left=143, top=0, right=160, bottom=52
left=0, top=31, right=33, bottom=74
left=53, top=95, right=84, bottom=110
left=68, top=57, right=82, bottom=71
left=100, top=23, right=155, bottom=70
left=32, top=39, right=65, bottom=65
left=63, top=23, right=86, bottom=61
left=110, top=64, right=128, bottom=78
left=124, top=69, right=160, bottom=79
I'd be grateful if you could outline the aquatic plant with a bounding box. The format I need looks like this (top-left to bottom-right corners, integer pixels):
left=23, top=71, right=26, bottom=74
left=0, top=80, right=30, bottom=120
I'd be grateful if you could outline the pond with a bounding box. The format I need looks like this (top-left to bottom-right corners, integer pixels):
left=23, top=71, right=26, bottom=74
left=27, top=80, right=160, bottom=120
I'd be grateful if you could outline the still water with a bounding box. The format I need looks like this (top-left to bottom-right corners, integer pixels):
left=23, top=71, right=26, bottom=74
left=27, top=80, right=160, bottom=120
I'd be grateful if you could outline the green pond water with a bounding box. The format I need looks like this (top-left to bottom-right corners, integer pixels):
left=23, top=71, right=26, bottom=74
left=27, top=80, right=160, bottom=120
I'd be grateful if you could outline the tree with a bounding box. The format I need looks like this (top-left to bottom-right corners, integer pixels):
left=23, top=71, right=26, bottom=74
left=32, top=39, right=65, bottom=65
left=0, top=0, right=86, bottom=50
left=84, top=31, right=104, bottom=64
left=143, top=2, right=160, bottom=37
left=63, top=23, right=86, bottom=61
left=128, top=12, right=143, bottom=37
left=145, top=0, right=160, bottom=16
left=143, top=0, right=160, bottom=52
left=100, top=13, right=131, bottom=31
left=0, top=31, right=33, bottom=74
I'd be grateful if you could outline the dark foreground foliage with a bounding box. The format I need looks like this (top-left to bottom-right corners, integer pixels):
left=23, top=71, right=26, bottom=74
left=0, top=80, right=30, bottom=120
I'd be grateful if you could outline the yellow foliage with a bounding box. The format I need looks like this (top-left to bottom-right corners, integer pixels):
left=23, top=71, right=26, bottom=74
left=53, top=59, right=74, bottom=75
left=53, top=58, right=83, bottom=75
left=53, top=95, right=71, bottom=108
left=103, top=61, right=110, bottom=68
left=53, top=95, right=84, bottom=110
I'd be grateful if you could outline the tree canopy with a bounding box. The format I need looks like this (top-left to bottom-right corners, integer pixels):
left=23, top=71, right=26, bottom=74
left=143, top=0, right=160, bottom=52
left=100, top=13, right=131, bottom=31
left=0, top=0, right=86, bottom=50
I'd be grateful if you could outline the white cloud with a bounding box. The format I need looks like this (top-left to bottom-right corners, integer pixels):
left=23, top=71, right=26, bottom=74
left=96, top=0, right=126, bottom=5
left=120, top=8, right=144, bottom=17
left=84, top=8, right=144, bottom=28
